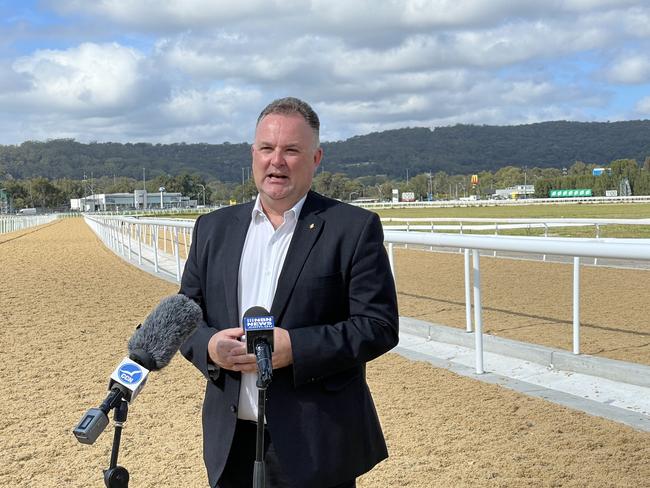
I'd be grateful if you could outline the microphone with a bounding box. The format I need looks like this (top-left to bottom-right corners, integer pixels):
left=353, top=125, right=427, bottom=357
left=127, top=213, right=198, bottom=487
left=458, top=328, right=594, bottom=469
left=243, top=306, right=275, bottom=388
left=127, top=293, right=204, bottom=371
left=73, top=294, right=203, bottom=444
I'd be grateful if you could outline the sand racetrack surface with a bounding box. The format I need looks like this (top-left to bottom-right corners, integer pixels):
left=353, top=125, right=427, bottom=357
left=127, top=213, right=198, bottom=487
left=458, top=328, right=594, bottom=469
left=1, top=218, right=649, bottom=487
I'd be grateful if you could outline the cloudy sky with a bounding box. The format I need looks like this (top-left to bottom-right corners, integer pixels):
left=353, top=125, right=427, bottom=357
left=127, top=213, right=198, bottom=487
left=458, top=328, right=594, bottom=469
left=1, top=0, right=650, bottom=144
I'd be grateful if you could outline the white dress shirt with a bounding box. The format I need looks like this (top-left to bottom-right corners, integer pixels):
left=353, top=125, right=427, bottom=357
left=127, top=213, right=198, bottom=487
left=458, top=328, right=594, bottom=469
left=236, top=193, right=307, bottom=421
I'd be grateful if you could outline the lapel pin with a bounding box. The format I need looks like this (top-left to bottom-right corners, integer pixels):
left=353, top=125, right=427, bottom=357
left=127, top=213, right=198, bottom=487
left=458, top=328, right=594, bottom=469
left=309, top=223, right=315, bottom=230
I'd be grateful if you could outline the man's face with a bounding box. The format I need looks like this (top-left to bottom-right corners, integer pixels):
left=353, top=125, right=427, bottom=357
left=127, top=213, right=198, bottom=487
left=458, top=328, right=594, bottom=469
left=252, top=113, right=322, bottom=211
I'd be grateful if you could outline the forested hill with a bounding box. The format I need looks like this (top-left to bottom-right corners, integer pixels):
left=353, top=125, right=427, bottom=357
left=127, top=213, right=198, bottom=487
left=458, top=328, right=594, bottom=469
left=1, top=120, right=649, bottom=182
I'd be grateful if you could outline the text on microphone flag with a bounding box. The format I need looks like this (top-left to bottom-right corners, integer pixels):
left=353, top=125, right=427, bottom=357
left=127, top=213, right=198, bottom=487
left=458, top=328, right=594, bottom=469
left=244, top=316, right=275, bottom=330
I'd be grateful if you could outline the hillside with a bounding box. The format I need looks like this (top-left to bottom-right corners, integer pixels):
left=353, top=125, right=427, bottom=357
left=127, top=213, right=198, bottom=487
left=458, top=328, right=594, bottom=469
left=1, top=120, right=649, bottom=182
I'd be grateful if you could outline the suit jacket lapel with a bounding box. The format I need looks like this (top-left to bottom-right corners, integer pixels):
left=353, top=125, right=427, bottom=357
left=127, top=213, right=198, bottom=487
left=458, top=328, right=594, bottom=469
left=271, top=192, right=324, bottom=322
left=222, top=203, right=253, bottom=327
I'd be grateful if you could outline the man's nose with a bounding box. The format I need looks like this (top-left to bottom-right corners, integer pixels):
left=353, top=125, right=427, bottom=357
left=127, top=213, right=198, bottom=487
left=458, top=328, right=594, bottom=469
left=270, top=149, right=286, bottom=167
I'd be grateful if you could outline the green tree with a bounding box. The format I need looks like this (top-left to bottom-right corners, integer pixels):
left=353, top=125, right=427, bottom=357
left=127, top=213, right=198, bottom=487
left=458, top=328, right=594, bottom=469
left=494, top=166, right=523, bottom=188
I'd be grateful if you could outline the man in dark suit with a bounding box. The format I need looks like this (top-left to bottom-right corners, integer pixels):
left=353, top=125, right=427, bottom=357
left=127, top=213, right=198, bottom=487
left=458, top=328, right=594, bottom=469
left=180, top=97, right=398, bottom=488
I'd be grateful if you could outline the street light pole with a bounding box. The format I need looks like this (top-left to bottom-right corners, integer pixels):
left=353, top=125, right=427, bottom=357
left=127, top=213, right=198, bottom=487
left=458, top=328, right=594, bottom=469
left=159, top=187, right=165, bottom=209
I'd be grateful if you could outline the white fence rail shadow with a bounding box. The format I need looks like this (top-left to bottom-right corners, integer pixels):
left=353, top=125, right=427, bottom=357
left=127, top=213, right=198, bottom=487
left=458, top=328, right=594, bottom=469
left=84, top=213, right=650, bottom=375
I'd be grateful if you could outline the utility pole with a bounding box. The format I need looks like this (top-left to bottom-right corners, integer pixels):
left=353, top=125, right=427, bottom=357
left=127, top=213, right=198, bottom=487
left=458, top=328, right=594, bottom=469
left=241, top=167, right=245, bottom=203
left=523, top=165, right=528, bottom=199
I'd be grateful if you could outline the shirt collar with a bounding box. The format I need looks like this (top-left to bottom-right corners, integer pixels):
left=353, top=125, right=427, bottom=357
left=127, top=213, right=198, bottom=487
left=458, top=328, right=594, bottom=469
left=251, top=192, right=308, bottom=224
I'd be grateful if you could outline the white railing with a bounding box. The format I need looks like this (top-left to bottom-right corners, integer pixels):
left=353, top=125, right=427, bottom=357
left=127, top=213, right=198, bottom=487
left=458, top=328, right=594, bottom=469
left=84, top=215, right=194, bottom=282
left=383, top=231, right=650, bottom=373
left=359, top=195, right=650, bottom=209
left=381, top=217, right=650, bottom=236
left=87, top=205, right=223, bottom=217
left=84, top=213, right=650, bottom=375
left=0, top=214, right=59, bottom=234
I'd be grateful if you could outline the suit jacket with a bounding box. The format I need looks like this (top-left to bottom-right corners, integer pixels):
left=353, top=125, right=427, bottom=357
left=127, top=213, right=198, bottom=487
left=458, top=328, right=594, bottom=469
left=179, top=191, right=399, bottom=488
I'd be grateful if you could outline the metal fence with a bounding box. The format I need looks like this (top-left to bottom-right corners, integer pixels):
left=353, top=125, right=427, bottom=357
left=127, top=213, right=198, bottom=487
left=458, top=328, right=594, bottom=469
left=84, top=213, right=650, bottom=374
left=359, top=195, right=650, bottom=209
left=381, top=217, right=650, bottom=238
left=84, top=215, right=195, bottom=282
left=0, top=214, right=60, bottom=234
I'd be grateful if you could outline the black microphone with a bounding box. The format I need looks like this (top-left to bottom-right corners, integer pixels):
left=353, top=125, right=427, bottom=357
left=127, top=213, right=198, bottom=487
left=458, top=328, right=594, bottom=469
left=243, top=306, right=275, bottom=388
left=73, top=294, right=203, bottom=444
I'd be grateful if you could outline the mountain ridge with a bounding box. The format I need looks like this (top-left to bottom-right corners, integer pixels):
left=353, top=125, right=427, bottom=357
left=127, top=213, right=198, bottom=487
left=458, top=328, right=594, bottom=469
left=1, top=120, right=648, bottom=182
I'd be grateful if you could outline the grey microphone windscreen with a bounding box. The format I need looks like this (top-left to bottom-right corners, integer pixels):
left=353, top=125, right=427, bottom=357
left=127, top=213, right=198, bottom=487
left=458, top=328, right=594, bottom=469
left=128, top=294, right=203, bottom=371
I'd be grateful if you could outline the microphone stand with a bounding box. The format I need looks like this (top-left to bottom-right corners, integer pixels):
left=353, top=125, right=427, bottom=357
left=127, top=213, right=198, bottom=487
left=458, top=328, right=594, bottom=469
left=104, top=399, right=130, bottom=487
left=253, top=341, right=273, bottom=488
left=254, top=385, right=267, bottom=488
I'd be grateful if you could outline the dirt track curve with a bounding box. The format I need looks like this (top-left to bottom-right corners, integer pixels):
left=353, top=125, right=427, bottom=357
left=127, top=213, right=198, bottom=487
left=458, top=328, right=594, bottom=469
left=1, top=218, right=648, bottom=487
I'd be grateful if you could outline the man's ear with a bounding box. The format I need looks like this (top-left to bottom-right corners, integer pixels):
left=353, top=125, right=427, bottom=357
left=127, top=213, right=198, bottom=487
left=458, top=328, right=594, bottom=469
left=313, top=147, right=323, bottom=170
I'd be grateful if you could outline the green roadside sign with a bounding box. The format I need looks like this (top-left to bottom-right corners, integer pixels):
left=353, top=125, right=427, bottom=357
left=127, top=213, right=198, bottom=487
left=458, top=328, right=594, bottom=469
left=549, top=188, right=593, bottom=198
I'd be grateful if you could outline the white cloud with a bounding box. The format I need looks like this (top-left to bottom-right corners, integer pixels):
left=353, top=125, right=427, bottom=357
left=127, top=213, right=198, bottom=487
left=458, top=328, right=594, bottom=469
left=161, top=86, right=262, bottom=126
left=606, top=54, right=650, bottom=84
left=10, top=43, right=146, bottom=113
left=636, top=96, right=650, bottom=114
left=51, top=0, right=305, bottom=30
left=1, top=1, right=649, bottom=144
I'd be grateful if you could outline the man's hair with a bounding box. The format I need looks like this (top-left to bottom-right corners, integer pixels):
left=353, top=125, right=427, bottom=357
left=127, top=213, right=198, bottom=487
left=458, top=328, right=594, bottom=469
left=256, top=97, right=320, bottom=146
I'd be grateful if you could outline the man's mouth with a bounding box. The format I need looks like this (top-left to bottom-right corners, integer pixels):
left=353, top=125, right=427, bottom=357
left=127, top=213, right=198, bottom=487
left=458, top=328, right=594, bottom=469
left=267, top=173, right=288, bottom=181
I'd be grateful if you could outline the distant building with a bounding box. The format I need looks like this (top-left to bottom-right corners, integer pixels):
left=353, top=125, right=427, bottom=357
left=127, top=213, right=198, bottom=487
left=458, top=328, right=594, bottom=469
left=493, top=185, right=535, bottom=199
left=592, top=167, right=611, bottom=176
left=71, top=190, right=196, bottom=212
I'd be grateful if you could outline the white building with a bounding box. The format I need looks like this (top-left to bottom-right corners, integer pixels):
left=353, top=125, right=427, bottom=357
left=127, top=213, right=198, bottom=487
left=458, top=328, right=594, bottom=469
left=71, top=190, right=196, bottom=212
left=493, top=185, right=535, bottom=199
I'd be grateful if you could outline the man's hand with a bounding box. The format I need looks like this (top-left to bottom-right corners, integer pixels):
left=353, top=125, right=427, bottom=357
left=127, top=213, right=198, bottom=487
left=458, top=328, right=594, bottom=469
left=272, top=328, right=293, bottom=369
left=207, top=327, right=257, bottom=373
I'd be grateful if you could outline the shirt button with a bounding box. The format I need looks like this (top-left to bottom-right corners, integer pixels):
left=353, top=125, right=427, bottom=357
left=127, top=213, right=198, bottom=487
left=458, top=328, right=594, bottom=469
left=230, top=405, right=237, bottom=413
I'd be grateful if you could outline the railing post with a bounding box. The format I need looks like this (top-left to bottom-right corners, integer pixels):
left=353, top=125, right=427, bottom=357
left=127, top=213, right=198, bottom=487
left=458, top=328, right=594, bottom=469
left=137, top=224, right=142, bottom=266
left=153, top=225, right=159, bottom=273
left=594, top=224, right=600, bottom=266
left=573, top=256, right=580, bottom=355
left=119, top=222, right=126, bottom=255
left=405, top=222, right=409, bottom=249
left=174, top=227, right=181, bottom=282
left=464, top=249, right=472, bottom=332
left=111, top=221, right=117, bottom=250
left=127, top=223, right=132, bottom=260
left=472, top=249, right=484, bottom=374
left=493, top=223, right=498, bottom=257
left=183, top=227, right=188, bottom=259
left=388, top=242, right=395, bottom=283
